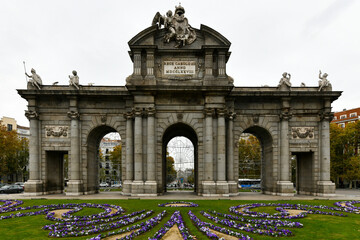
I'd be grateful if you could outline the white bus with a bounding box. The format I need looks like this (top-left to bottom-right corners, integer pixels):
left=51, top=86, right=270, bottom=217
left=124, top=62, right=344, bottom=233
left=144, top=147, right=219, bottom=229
left=238, top=179, right=261, bottom=189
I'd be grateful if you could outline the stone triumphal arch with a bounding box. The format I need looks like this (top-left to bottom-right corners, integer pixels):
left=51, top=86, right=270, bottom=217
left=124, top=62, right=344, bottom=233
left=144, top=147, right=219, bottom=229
left=19, top=5, right=341, bottom=197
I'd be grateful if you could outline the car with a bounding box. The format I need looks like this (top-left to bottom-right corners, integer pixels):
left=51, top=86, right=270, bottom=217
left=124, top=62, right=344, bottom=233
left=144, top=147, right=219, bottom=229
left=0, top=184, right=24, bottom=194
left=14, top=182, right=25, bottom=189
left=99, top=182, right=109, bottom=187
left=112, top=183, right=122, bottom=188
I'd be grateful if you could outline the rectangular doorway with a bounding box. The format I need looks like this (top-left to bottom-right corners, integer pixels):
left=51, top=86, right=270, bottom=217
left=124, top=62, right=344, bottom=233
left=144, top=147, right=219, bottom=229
left=46, top=151, right=67, bottom=194
left=292, top=152, right=313, bottom=194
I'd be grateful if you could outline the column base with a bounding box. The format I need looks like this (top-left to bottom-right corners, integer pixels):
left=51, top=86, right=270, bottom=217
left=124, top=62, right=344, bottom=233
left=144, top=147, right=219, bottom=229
left=66, top=180, right=83, bottom=196
left=277, top=181, right=295, bottom=196
left=216, top=181, right=229, bottom=195
left=316, top=181, right=336, bottom=196
left=202, top=181, right=216, bottom=195
left=122, top=180, right=132, bottom=195
left=24, top=180, right=43, bottom=194
left=144, top=181, right=157, bottom=194
left=144, top=75, right=156, bottom=85
left=131, top=181, right=144, bottom=195
left=228, top=181, right=238, bottom=195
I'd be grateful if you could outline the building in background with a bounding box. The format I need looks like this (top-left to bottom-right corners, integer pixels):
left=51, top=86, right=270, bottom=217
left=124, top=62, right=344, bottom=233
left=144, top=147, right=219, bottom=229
left=99, top=138, right=121, bottom=185
left=332, top=107, right=360, bottom=128
left=0, top=116, right=17, bottom=131
left=0, top=116, right=30, bottom=182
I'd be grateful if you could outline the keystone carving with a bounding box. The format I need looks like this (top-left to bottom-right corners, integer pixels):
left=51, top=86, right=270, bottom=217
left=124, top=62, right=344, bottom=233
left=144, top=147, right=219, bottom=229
left=252, top=114, right=259, bottom=123
left=101, top=115, right=107, bottom=124
left=45, top=126, right=68, bottom=138
left=291, top=127, right=314, bottom=139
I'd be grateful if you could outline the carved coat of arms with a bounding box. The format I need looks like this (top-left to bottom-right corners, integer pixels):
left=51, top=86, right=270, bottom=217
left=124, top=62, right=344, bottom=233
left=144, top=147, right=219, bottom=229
left=152, top=5, right=196, bottom=48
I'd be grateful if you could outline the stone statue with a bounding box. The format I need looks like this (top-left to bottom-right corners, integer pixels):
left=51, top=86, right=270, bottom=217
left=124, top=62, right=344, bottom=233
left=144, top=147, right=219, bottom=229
left=69, top=70, right=80, bottom=89
left=318, top=70, right=331, bottom=91
left=152, top=4, right=196, bottom=48
left=25, top=68, right=42, bottom=89
left=278, top=72, right=291, bottom=90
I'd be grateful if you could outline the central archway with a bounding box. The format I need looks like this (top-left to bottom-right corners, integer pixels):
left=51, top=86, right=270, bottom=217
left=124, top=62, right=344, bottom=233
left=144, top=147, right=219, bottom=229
left=162, top=123, right=198, bottom=194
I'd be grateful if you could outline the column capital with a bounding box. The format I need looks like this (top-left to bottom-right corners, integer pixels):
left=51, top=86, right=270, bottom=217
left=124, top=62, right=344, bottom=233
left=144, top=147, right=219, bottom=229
left=133, top=107, right=143, bottom=117
left=319, top=111, right=334, bottom=122
left=25, top=110, right=39, bottom=120
left=217, top=108, right=227, bottom=117
left=146, top=107, right=156, bottom=116
left=67, top=111, right=80, bottom=120
left=227, top=112, right=236, bottom=120
left=279, top=110, right=292, bottom=121
left=204, top=108, right=215, bottom=117
left=124, top=111, right=134, bottom=120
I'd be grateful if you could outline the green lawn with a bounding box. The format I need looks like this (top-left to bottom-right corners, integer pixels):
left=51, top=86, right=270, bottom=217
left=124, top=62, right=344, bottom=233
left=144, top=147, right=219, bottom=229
left=0, top=199, right=359, bottom=240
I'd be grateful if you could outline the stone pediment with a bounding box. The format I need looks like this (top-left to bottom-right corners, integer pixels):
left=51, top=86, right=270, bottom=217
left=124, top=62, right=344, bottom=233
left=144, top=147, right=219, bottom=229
left=127, top=12, right=233, bottom=87
left=128, top=24, right=231, bottom=50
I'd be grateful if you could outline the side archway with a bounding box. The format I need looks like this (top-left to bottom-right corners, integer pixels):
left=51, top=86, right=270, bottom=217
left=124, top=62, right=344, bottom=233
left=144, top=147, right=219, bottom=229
left=238, top=126, right=275, bottom=193
left=84, top=125, right=122, bottom=193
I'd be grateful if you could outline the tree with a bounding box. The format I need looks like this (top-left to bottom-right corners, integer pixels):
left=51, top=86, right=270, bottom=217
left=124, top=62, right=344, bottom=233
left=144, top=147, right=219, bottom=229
left=166, top=152, right=177, bottom=184
left=98, top=149, right=106, bottom=183
left=330, top=121, right=360, bottom=188
left=0, top=125, right=28, bottom=182
left=109, top=144, right=122, bottom=182
left=17, top=137, right=29, bottom=181
left=187, top=169, right=195, bottom=184
left=238, top=135, right=261, bottom=178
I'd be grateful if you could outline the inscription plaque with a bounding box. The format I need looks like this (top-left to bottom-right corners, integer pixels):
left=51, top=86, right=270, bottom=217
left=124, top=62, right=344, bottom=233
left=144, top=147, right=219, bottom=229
left=163, top=61, right=196, bottom=75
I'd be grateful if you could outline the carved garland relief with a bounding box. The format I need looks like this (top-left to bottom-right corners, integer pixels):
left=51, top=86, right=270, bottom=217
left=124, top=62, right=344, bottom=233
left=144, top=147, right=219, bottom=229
left=291, top=127, right=314, bottom=139
left=45, top=126, right=69, bottom=138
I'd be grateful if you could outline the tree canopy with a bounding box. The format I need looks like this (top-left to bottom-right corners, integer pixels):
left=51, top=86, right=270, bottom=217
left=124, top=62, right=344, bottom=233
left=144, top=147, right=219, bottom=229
left=330, top=121, right=360, bottom=188
left=0, top=125, right=29, bottom=181
left=238, top=134, right=261, bottom=179
left=166, top=152, right=177, bottom=184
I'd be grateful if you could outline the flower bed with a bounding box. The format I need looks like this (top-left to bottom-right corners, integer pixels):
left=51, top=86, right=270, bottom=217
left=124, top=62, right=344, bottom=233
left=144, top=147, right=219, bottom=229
left=188, top=210, right=252, bottom=240
left=1, top=200, right=359, bottom=240
left=158, top=201, right=199, bottom=207
left=230, top=203, right=347, bottom=219
left=149, top=211, right=193, bottom=239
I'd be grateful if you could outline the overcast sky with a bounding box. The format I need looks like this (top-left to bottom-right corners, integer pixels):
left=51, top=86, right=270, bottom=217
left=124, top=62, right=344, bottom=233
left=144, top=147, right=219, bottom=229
left=1, top=0, right=359, bottom=127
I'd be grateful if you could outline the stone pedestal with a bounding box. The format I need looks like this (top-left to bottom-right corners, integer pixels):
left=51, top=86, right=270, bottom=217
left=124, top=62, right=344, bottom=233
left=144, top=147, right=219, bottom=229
left=144, top=181, right=157, bottom=195
left=228, top=181, right=238, bottom=196
left=317, top=181, right=336, bottom=196
left=216, top=181, right=229, bottom=195
left=122, top=180, right=132, bottom=195
left=24, top=180, right=43, bottom=195
left=66, top=180, right=83, bottom=196
left=202, top=181, right=216, bottom=196
left=131, top=181, right=144, bottom=195
left=277, top=181, right=294, bottom=196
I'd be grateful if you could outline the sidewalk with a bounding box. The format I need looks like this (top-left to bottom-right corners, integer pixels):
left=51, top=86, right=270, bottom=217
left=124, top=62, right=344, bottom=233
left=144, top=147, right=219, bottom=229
left=1, top=189, right=360, bottom=201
